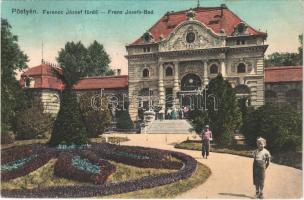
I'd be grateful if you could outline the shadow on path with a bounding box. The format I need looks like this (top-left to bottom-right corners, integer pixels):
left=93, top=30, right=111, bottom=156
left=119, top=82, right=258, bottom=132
left=218, top=193, right=255, bottom=199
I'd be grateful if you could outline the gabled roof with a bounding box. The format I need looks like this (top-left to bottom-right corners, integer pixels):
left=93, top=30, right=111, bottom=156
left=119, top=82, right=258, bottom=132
left=265, top=66, right=303, bottom=83
left=131, top=6, right=266, bottom=45
left=20, top=64, right=128, bottom=90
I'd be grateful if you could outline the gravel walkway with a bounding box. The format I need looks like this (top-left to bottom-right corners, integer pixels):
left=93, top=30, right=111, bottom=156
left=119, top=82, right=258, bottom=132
left=111, top=133, right=303, bottom=199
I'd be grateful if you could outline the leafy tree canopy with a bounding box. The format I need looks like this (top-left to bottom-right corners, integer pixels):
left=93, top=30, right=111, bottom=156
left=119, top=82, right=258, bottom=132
left=265, top=34, right=303, bottom=67
left=1, top=18, right=28, bottom=126
left=206, top=74, right=242, bottom=146
left=56, top=41, right=111, bottom=88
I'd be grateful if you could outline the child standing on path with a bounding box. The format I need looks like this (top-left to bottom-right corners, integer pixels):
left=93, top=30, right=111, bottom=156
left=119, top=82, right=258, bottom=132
left=201, top=125, right=213, bottom=159
left=253, top=137, right=271, bottom=199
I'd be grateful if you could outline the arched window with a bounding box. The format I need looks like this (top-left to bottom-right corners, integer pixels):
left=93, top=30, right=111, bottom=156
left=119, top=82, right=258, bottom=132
left=165, top=66, right=173, bottom=76
left=210, top=64, right=218, bottom=74
left=237, top=63, right=246, bottom=73
left=143, top=68, right=149, bottom=77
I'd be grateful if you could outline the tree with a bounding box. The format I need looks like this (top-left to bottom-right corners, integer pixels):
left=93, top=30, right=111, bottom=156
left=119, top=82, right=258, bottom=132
left=1, top=18, right=28, bottom=130
left=13, top=99, right=54, bottom=140
left=242, top=104, right=302, bottom=152
left=188, top=109, right=209, bottom=133
left=265, top=52, right=300, bottom=67
left=49, top=89, right=88, bottom=145
left=79, top=92, right=112, bottom=138
left=265, top=34, right=303, bottom=67
left=206, top=74, right=242, bottom=146
left=116, top=110, right=134, bottom=130
left=87, top=40, right=111, bottom=76
left=299, top=34, right=303, bottom=65
left=49, top=41, right=90, bottom=145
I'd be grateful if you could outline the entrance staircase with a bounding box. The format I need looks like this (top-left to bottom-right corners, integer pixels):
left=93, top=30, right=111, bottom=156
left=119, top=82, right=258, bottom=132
left=145, top=119, right=194, bottom=134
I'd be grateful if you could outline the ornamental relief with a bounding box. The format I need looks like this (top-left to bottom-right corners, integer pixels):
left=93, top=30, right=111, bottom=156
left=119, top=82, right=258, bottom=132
left=179, top=61, right=204, bottom=80
left=159, top=23, right=222, bottom=52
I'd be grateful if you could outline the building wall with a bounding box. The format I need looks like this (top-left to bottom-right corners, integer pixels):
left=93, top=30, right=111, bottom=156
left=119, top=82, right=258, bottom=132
left=126, top=18, right=267, bottom=121
left=265, top=81, right=302, bottom=112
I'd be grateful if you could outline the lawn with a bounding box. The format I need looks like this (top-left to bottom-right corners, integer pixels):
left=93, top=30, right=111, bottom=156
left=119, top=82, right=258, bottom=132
left=175, top=140, right=302, bottom=169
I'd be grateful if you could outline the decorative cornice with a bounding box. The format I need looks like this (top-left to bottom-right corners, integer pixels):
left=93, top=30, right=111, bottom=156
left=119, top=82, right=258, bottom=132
left=126, top=45, right=268, bottom=59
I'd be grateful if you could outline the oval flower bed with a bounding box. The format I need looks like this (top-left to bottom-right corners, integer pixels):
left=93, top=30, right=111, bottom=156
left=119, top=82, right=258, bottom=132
left=1, top=143, right=197, bottom=198
left=1, top=145, right=55, bottom=181
left=54, top=151, right=115, bottom=184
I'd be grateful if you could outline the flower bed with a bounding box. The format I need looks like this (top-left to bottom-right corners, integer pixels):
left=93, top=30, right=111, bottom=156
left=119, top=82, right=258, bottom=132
left=54, top=151, right=115, bottom=184
left=1, top=152, right=54, bottom=181
left=92, top=143, right=183, bottom=170
left=1, top=145, right=197, bottom=198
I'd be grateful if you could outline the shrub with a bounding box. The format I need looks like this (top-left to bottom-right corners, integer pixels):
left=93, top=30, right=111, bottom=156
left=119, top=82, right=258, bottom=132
left=116, top=110, right=134, bottom=130
left=242, top=103, right=302, bottom=152
left=79, top=92, right=112, bottom=138
left=188, top=109, right=209, bottom=133
left=206, top=74, right=242, bottom=146
left=49, top=89, right=88, bottom=145
left=12, top=100, right=54, bottom=140
left=1, top=123, right=15, bottom=144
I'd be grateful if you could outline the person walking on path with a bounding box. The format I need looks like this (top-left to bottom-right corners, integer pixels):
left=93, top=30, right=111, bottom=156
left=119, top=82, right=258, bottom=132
left=201, top=125, right=213, bottom=159
left=253, top=137, right=271, bottom=199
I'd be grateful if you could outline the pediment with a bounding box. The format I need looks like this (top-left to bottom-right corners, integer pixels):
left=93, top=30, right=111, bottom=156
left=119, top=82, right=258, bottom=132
left=159, top=20, right=225, bottom=52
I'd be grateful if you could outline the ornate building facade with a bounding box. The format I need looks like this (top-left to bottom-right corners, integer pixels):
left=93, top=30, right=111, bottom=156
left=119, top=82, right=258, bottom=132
left=126, top=5, right=268, bottom=121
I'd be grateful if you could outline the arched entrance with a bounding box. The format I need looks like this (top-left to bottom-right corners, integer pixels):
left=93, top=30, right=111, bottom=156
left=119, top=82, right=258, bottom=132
left=180, top=74, right=203, bottom=109
left=181, top=74, right=202, bottom=91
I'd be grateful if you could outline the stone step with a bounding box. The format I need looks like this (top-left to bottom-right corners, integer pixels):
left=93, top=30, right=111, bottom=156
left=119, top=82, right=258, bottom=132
left=146, top=119, right=194, bottom=134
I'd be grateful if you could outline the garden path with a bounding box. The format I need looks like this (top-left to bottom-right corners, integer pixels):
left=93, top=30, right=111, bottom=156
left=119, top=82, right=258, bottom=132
left=111, top=133, right=303, bottom=199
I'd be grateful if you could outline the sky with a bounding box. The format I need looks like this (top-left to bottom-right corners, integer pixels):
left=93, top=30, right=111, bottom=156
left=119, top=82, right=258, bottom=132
left=1, top=0, right=304, bottom=75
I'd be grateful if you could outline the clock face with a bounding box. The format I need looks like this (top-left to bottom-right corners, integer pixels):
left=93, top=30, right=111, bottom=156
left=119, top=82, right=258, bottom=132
left=186, top=32, right=195, bottom=43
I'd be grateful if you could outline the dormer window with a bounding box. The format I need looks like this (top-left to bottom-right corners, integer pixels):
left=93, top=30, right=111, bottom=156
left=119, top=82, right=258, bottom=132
left=234, top=22, right=248, bottom=35
left=142, top=32, right=154, bottom=43
left=24, top=76, right=33, bottom=88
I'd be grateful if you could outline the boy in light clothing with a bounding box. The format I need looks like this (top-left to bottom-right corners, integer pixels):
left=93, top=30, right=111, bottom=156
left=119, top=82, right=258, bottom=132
left=253, top=137, right=271, bottom=199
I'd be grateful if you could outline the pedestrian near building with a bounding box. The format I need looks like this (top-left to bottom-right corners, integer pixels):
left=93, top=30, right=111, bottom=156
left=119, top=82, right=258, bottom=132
left=201, top=125, right=213, bottom=159
left=253, top=137, right=271, bottom=199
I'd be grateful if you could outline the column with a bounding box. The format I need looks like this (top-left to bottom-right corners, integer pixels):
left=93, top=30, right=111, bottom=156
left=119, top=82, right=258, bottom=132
left=158, top=63, right=165, bottom=108
left=220, top=60, right=226, bottom=78
left=173, top=62, right=180, bottom=107
left=203, top=61, right=209, bottom=86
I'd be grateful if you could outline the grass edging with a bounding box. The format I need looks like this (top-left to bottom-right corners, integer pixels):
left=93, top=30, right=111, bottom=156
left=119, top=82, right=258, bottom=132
left=175, top=140, right=302, bottom=170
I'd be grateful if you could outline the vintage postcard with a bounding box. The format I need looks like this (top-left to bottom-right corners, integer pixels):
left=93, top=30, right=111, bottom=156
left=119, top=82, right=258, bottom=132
left=1, top=0, right=303, bottom=199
